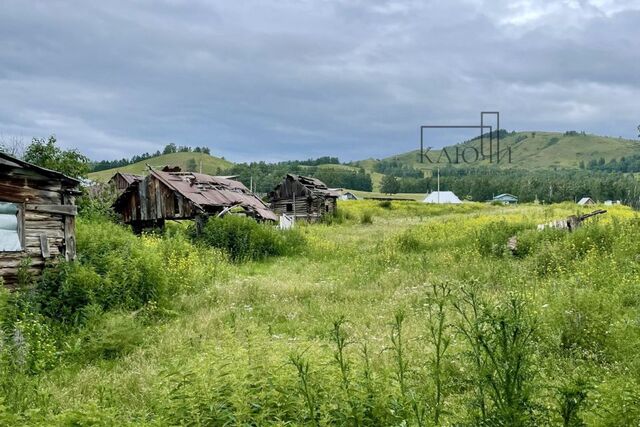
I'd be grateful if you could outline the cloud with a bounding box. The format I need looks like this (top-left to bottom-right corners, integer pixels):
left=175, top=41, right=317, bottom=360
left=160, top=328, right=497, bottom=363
left=0, top=0, right=638, bottom=162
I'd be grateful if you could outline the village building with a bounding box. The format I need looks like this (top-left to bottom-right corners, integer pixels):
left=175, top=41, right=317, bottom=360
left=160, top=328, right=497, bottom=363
left=268, top=174, right=339, bottom=221
left=113, top=168, right=276, bottom=232
left=108, top=172, right=142, bottom=191
left=578, top=197, right=595, bottom=206
left=423, top=191, right=462, bottom=204
left=492, top=193, right=518, bottom=204
left=0, top=152, right=80, bottom=287
left=339, top=191, right=359, bottom=201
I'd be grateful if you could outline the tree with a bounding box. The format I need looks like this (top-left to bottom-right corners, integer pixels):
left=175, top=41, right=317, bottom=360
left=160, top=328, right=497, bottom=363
left=186, top=158, right=198, bottom=172
left=380, top=174, right=400, bottom=194
left=201, top=146, right=211, bottom=155
left=23, top=135, right=90, bottom=177
left=163, top=143, right=177, bottom=155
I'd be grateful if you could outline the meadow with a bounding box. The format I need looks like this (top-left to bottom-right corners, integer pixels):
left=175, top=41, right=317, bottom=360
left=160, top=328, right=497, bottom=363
left=1, top=200, right=640, bottom=426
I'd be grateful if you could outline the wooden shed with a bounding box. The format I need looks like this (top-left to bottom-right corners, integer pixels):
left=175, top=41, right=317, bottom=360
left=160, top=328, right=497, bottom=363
left=0, top=152, right=80, bottom=287
left=108, top=172, right=142, bottom=191
left=268, top=174, right=339, bottom=221
left=113, top=168, right=277, bottom=232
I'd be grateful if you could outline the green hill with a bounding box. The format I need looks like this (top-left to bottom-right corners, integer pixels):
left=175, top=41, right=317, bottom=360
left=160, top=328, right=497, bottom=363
left=89, top=152, right=233, bottom=182
left=357, top=131, right=640, bottom=174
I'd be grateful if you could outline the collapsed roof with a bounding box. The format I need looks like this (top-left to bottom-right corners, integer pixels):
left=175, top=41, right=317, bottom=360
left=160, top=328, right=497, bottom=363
left=281, top=174, right=341, bottom=198
left=114, top=169, right=277, bottom=222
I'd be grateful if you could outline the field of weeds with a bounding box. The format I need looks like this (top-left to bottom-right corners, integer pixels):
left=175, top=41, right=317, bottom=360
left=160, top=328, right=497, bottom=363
left=1, top=200, right=639, bottom=426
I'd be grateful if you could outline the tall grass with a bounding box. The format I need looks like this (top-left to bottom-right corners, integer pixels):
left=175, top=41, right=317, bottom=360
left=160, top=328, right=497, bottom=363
left=0, top=203, right=639, bottom=425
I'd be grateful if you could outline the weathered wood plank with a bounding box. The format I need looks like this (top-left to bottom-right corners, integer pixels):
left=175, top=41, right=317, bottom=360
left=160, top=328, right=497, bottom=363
left=26, top=204, right=77, bottom=216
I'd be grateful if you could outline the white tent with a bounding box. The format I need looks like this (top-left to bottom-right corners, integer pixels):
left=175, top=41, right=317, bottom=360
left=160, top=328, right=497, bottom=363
left=423, top=191, right=462, bottom=204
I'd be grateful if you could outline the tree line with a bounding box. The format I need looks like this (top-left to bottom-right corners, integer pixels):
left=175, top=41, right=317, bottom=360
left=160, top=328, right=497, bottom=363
left=90, top=144, right=211, bottom=172
left=222, top=160, right=373, bottom=192
left=381, top=167, right=640, bottom=205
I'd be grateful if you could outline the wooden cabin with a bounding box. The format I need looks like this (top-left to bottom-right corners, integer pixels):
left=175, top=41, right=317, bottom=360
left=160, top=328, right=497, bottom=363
left=0, top=152, right=80, bottom=287
left=108, top=172, right=142, bottom=191
left=113, top=169, right=277, bottom=232
left=268, top=174, right=339, bottom=221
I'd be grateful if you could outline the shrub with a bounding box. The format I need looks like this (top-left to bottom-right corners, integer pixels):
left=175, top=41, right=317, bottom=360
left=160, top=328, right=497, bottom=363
left=196, top=215, right=305, bottom=262
left=360, top=211, right=373, bottom=225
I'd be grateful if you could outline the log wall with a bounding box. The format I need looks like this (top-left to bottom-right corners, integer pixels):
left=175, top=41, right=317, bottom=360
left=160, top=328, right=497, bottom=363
left=0, top=159, right=77, bottom=287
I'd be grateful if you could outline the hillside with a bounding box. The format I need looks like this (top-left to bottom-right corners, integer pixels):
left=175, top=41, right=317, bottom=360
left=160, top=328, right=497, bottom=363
left=88, top=152, right=233, bottom=182
left=357, top=131, right=640, bottom=174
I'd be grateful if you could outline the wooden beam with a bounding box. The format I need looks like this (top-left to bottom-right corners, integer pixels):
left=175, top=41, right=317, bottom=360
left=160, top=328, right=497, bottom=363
left=26, top=204, right=77, bottom=216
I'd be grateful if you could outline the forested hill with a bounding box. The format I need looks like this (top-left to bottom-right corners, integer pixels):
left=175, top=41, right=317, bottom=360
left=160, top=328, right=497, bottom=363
left=355, top=131, right=640, bottom=173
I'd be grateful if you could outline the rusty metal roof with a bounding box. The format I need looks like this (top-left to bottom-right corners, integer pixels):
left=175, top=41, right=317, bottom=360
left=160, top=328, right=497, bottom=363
left=150, top=170, right=277, bottom=221
left=117, top=172, right=143, bottom=185
left=286, top=174, right=340, bottom=197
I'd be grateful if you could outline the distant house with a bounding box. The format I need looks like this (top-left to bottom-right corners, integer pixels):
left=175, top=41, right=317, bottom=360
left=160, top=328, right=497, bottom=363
left=423, top=191, right=462, bottom=204
left=0, top=152, right=80, bottom=287
left=577, top=197, right=595, bottom=206
left=492, top=193, right=518, bottom=204
left=113, top=168, right=276, bottom=232
left=109, top=172, right=142, bottom=191
left=268, top=174, right=339, bottom=221
left=339, top=191, right=359, bottom=201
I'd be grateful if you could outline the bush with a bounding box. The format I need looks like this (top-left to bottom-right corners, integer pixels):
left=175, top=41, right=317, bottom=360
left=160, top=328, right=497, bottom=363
left=196, top=215, right=305, bottom=262
left=360, top=210, right=373, bottom=225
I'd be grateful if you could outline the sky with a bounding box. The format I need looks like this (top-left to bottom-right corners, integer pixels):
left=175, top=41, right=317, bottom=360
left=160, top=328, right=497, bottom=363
left=0, top=0, right=638, bottom=163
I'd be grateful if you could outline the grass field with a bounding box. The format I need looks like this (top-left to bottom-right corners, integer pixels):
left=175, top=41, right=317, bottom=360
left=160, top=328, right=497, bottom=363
left=88, top=152, right=233, bottom=182
left=3, top=201, right=640, bottom=425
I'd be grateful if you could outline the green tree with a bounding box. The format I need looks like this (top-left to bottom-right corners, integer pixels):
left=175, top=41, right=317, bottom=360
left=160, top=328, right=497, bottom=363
left=163, top=143, right=177, bottom=154
left=186, top=158, right=198, bottom=172
left=24, top=135, right=89, bottom=177
left=381, top=174, right=400, bottom=194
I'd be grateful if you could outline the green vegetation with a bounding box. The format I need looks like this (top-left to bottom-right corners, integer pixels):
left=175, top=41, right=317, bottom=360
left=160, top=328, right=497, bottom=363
left=222, top=161, right=373, bottom=192
left=195, top=215, right=305, bottom=262
left=23, top=135, right=90, bottom=178
left=356, top=131, right=640, bottom=172
left=2, top=201, right=640, bottom=425
left=381, top=167, right=640, bottom=205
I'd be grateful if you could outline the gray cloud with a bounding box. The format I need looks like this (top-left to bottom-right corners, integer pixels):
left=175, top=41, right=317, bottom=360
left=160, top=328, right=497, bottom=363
left=0, top=0, right=638, bottom=162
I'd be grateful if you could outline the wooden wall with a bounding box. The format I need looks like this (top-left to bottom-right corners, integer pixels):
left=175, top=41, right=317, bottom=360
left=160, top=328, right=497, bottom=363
left=117, top=175, right=195, bottom=225
left=0, top=163, right=77, bottom=287
left=109, top=173, right=131, bottom=191
left=270, top=177, right=337, bottom=221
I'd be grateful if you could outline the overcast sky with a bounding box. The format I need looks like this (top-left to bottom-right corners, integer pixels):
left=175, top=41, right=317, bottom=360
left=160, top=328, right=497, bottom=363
left=0, top=0, right=638, bottom=162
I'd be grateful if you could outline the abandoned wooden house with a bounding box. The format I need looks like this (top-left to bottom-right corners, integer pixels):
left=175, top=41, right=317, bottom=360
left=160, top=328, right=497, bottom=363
left=108, top=172, right=142, bottom=191
left=268, top=174, right=339, bottom=221
left=0, top=152, right=80, bottom=287
left=113, top=168, right=277, bottom=232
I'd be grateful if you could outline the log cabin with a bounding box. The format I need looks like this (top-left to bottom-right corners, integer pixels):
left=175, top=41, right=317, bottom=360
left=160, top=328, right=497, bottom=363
left=113, top=168, right=277, bottom=232
left=268, top=174, right=339, bottom=221
left=0, top=152, right=80, bottom=287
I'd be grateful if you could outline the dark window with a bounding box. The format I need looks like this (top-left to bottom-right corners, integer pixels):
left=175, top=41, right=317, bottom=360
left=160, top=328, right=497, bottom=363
left=0, top=202, right=22, bottom=251
left=325, top=205, right=330, bottom=212
left=286, top=203, right=293, bottom=212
